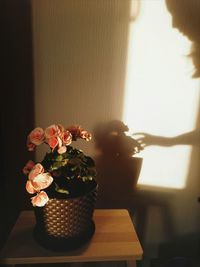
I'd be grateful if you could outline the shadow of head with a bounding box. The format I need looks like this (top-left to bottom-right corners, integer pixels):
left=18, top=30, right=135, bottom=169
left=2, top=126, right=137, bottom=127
left=166, top=0, right=200, bottom=42
left=166, top=0, right=200, bottom=78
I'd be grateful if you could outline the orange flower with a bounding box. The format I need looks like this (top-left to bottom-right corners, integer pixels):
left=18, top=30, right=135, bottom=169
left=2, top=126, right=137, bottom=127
left=29, top=127, right=45, bottom=146
left=26, top=180, right=37, bottom=194
left=45, top=124, right=61, bottom=139
left=24, top=123, right=95, bottom=207
left=31, top=173, right=53, bottom=191
left=58, top=146, right=67, bottom=154
left=28, top=163, right=44, bottom=180
left=62, top=131, right=72, bottom=145
left=80, top=130, right=92, bottom=141
left=23, top=160, right=35, bottom=175
left=31, top=191, right=49, bottom=207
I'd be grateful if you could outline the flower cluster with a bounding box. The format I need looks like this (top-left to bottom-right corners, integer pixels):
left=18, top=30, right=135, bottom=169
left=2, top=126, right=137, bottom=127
left=23, top=124, right=95, bottom=207
left=27, top=124, right=91, bottom=153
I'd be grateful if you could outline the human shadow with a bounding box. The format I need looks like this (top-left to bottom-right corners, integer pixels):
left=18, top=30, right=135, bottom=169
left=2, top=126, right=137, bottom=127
left=166, top=0, right=200, bottom=78
left=131, top=127, right=200, bottom=246
left=93, top=121, right=176, bottom=247
left=93, top=120, right=143, bottom=209
left=131, top=0, right=200, bottom=167
left=131, top=0, right=200, bottom=255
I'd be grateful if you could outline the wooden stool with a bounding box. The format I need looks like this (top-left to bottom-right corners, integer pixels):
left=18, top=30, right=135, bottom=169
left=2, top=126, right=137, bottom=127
left=0, top=209, right=143, bottom=267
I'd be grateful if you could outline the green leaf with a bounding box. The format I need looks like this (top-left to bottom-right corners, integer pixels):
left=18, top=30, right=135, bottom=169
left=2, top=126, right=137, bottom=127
left=55, top=183, right=69, bottom=194
left=56, top=155, right=63, bottom=161
left=82, top=176, right=86, bottom=182
left=81, top=175, right=93, bottom=182
left=56, top=188, right=69, bottom=194
left=50, top=159, right=69, bottom=170
left=71, top=166, right=77, bottom=171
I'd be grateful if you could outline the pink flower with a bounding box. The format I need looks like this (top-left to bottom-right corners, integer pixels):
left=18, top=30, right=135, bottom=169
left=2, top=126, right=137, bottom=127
left=45, top=124, right=61, bottom=139
left=28, top=163, right=44, bottom=180
left=26, top=168, right=53, bottom=195
left=48, top=136, right=62, bottom=149
left=26, top=180, right=37, bottom=194
left=27, top=139, right=36, bottom=151
left=58, top=146, right=67, bottom=154
left=31, top=173, right=53, bottom=191
left=80, top=130, right=92, bottom=141
left=62, top=131, right=72, bottom=145
left=67, top=125, right=92, bottom=141
left=31, top=191, right=49, bottom=207
left=57, top=124, right=65, bottom=137
left=66, top=125, right=82, bottom=140
left=58, top=136, right=62, bottom=147
left=23, top=160, right=35, bottom=175
left=28, top=127, right=45, bottom=146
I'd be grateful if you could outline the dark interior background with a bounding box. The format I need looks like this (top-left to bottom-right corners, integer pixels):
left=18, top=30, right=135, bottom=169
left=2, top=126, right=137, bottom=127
left=0, top=0, right=34, bottom=249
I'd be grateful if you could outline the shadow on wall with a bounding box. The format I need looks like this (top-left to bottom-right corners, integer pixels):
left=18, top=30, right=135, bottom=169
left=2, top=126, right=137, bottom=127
left=155, top=232, right=200, bottom=266
left=133, top=0, right=200, bottom=260
left=133, top=130, right=200, bottom=148
left=132, top=0, right=200, bottom=149
left=166, top=0, right=200, bottom=78
left=93, top=121, right=176, bottom=247
left=93, top=120, right=143, bottom=209
left=92, top=1, right=200, bottom=251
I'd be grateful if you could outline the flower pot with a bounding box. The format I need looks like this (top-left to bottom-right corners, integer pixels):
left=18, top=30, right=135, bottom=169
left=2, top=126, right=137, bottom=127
left=33, top=181, right=98, bottom=251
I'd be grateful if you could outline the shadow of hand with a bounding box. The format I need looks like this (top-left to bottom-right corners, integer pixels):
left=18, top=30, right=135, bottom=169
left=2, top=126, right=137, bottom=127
left=132, top=130, right=200, bottom=147
left=132, top=133, right=174, bottom=147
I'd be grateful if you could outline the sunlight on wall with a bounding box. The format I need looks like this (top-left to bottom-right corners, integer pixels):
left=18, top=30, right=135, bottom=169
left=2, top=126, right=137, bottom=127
left=123, top=0, right=200, bottom=189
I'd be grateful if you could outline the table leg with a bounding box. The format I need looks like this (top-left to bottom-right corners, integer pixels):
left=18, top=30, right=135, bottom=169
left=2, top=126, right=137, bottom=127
left=126, top=260, right=136, bottom=267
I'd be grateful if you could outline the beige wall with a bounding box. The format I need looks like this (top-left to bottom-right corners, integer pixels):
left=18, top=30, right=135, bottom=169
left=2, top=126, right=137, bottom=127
left=31, top=0, right=200, bottom=257
left=32, top=0, right=131, bottom=157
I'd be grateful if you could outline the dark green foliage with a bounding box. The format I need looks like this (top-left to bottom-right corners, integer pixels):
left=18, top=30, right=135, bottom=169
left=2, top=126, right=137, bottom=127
left=41, top=146, right=96, bottom=198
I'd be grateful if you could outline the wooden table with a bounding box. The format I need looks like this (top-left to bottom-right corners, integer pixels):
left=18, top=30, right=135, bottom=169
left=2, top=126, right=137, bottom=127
left=0, top=209, right=143, bottom=267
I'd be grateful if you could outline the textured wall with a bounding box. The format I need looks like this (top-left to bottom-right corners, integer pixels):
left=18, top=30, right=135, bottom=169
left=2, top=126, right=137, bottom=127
left=32, top=0, right=131, bottom=157
left=31, top=0, right=200, bottom=259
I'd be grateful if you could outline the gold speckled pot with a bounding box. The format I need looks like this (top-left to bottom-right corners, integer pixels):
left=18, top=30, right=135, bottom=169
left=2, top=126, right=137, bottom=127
left=33, top=183, right=98, bottom=250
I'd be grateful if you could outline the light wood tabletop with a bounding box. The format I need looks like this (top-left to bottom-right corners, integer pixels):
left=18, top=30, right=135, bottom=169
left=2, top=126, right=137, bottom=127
left=0, top=209, right=143, bottom=266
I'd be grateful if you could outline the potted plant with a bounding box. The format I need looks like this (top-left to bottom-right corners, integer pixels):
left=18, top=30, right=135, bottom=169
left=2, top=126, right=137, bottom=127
left=23, top=124, right=97, bottom=251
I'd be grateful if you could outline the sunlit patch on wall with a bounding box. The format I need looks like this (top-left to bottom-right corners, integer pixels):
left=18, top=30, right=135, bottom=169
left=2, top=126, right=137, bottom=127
left=123, top=0, right=200, bottom=189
